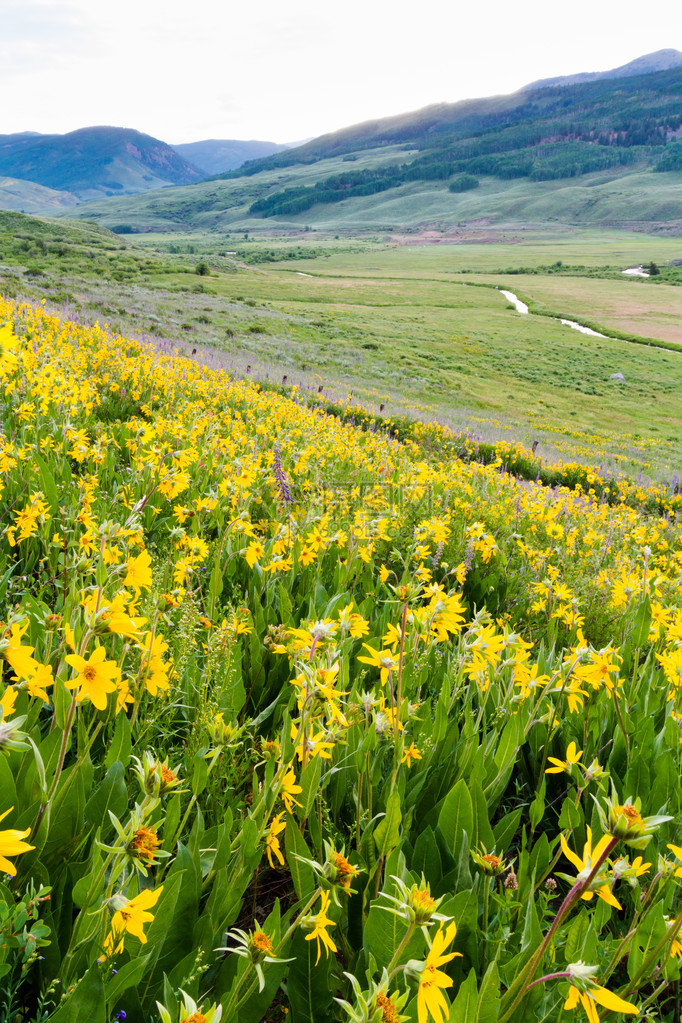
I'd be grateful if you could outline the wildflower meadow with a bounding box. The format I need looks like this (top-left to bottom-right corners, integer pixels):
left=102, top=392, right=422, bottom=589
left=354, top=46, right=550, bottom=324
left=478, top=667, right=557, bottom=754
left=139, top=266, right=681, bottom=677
left=1, top=295, right=682, bottom=1022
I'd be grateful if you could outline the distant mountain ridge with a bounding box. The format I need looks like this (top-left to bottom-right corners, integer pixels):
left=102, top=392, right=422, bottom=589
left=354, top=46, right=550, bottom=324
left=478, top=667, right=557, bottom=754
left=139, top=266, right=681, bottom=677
left=171, top=139, right=290, bottom=175
left=524, top=48, right=682, bottom=90
left=62, top=56, right=682, bottom=234
left=219, top=60, right=682, bottom=192
left=0, top=126, right=203, bottom=200
left=4, top=50, right=682, bottom=231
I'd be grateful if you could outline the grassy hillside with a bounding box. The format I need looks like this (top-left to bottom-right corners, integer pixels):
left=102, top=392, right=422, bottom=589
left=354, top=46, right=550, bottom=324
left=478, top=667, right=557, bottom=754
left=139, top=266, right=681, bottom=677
left=172, top=138, right=290, bottom=175
left=0, top=127, right=203, bottom=200
left=0, top=176, right=77, bottom=213
left=227, top=66, right=682, bottom=176
left=2, top=294, right=682, bottom=1022
left=66, top=161, right=682, bottom=234
left=61, top=65, right=682, bottom=234
left=2, top=211, right=682, bottom=478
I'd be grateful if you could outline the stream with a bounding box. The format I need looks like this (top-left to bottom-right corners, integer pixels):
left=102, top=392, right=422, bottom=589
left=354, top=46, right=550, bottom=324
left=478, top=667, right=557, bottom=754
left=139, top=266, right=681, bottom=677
left=498, top=287, right=611, bottom=339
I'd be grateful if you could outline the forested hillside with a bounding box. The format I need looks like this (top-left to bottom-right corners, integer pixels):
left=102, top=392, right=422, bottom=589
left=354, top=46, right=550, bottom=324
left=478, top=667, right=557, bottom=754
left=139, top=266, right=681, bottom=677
left=241, top=68, right=682, bottom=217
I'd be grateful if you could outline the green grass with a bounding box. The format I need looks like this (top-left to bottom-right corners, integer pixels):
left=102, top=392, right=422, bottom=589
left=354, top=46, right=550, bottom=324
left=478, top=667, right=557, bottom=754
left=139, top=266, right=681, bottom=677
left=60, top=159, right=682, bottom=235
left=1, top=213, right=681, bottom=477
left=0, top=176, right=78, bottom=214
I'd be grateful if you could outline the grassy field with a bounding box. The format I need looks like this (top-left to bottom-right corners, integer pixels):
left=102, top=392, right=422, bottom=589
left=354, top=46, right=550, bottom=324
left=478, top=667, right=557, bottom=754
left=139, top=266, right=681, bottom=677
left=61, top=155, right=682, bottom=235
left=2, top=214, right=681, bottom=477
left=4, top=295, right=682, bottom=1023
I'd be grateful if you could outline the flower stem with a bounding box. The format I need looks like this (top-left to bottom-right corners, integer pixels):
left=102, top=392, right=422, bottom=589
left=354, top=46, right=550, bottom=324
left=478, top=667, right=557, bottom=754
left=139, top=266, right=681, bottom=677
left=386, top=920, right=416, bottom=978
left=499, top=836, right=619, bottom=1023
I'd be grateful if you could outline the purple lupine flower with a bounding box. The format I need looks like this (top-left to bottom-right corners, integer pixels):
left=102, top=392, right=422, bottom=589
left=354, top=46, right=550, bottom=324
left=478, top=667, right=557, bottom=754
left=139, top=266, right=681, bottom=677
left=273, top=444, right=292, bottom=506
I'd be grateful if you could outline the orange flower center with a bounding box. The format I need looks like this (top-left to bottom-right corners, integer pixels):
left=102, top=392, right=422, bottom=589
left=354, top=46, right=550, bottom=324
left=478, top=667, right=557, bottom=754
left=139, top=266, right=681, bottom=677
left=83, top=666, right=98, bottom=682
left=131, top=826, right=160, bottom=861
left=483, top=854, right=501, bottom=869
left=184, top=1014, right=207, bottom=1023
left=332, top=851, right=357, bottom=888
left=252, top=930, right=274, bottom=954
left=160, top=765, right=178, bottom=785
left=376, top=991, right=400, bottom=1023
left=412, top=888, right=435, bottom=910
left=617, top=803, right=643, bottom=824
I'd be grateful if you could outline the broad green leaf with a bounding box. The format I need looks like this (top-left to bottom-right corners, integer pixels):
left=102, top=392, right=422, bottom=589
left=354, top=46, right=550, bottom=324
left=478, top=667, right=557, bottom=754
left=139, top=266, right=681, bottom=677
left=286, top=925, right=334, bottom=1022
left=47, top=965, right=106, bottom=1023
left=470, top=778, right=495, bottom=851
left=285, top=820, right=315, bottom=902
left=411, top=825, right=442, bottom=885
left=297, top=755, right=322, bottom=823
left=628, top=903, right=667, bottom=980
left=374, top=790, right=402, bottom=857
left=558, top=796, right=583, bottom=832
left=438, top=779, right=473, bottom=860
left=493, top=808, right=521, bottom=852
left=105, top=953, right=151, bottom=1003
left=632, top=595, right=652, bottom=647
left=448, top=969, right=478, bottom=1023
left=84, top=761, right=127, bottom=832
left=104, top=713, right=132, bottom=770
left=477, top=962, right=500, bottom=1023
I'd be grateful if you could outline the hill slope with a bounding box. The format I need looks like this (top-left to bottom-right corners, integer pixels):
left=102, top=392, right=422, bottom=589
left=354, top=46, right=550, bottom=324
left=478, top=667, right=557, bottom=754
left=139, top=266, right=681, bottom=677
left=0, top=126, right=203, bottom=200
left=171, top=138, right=290, bottom=175
left=525, top=47, right=682, bottom=90
left=66, top=60, right=682, bottom=234
left=0, top=176, right=78, bottom=213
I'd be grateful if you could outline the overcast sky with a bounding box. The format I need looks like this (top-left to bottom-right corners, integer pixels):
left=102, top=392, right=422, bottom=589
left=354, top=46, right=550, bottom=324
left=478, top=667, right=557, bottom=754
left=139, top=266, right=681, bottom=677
left=2, top=0, right=680, bottom=144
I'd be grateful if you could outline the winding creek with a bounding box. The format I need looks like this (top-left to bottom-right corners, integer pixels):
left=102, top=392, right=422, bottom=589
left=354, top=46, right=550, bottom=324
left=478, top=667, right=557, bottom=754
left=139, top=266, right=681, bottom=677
left=498, top=287, right=611, bottom=339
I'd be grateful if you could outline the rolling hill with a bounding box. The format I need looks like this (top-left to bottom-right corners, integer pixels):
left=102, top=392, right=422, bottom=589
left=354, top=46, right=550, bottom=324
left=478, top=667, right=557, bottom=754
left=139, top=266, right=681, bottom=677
left=63, top=54, right=682, bottom=234
left=524, top=47, right=682, bottom=90
left=0, top=126, right=203, bottom=200
left=0, top=176, right=78, bottom=213
left=170, top=138, right=290, bottom=175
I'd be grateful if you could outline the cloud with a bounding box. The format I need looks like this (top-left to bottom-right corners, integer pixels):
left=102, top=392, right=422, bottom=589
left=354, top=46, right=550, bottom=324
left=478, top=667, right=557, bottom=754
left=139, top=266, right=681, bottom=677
left=1, top=0, right=92, bottom=72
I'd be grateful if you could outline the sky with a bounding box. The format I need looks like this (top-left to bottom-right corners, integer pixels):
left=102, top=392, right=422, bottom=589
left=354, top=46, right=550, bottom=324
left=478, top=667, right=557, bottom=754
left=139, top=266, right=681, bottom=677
left=1, top=0, right=681, bottom=145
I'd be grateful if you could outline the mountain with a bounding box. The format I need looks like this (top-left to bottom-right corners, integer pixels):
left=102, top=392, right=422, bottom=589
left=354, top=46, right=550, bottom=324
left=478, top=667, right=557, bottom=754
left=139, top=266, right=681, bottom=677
left=0, top=176, right=78, bottom=214
left=63, top=58, right=682, bottom=234
left=0, top=127, right=203, bottom=200
left=171, top=139, right=290, bottom=175
left=524, top=48, right=682, bottom=90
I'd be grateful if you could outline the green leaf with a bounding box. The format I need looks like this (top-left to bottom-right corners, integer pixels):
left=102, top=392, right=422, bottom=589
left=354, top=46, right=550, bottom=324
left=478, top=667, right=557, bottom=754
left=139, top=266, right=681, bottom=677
left=286, top=925, right=334, bottom=1022
left=411, top=825, right=442, bottom=885
left=448, top=969, right=478, bottom=1022
left=363, top=893, right=424, bottom=971
left=47, top=965, right=106, bottom=1023
left=632, top=595, right=652, bottom=647
left=105, top=952, right=151, bottom=1003
left=628, top=903, right=667, bottom=980
left=520, top=875, right=542, bottom=954
left=558, top=796, right=583, bottom=832
left=84, top=761, right=127, bottom=832
left=650, top=752, right=679, bottom=814
left=285, top=820, right=315, bottom=902
left=0, top=756, right=17, bottom=811
left=191, top=752, right=209, bottom=796
left=477, top=961, right=500, bottom=1023
left=529, top=781, right=545, bottom=831
left=297, top=755, right=322, bottom=823
left=493, top=808, right=521, bottom=852
left=470, top=778, right=495, bottom=851
left=104, top=713, right=131, bottom=770
left=33, top=451, right=60, bottom=514
left=374, top=790, right=402, bottom=857
left=438, top=779, right=473, bottom=860
left=565, top=914, right=594, bottom=963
